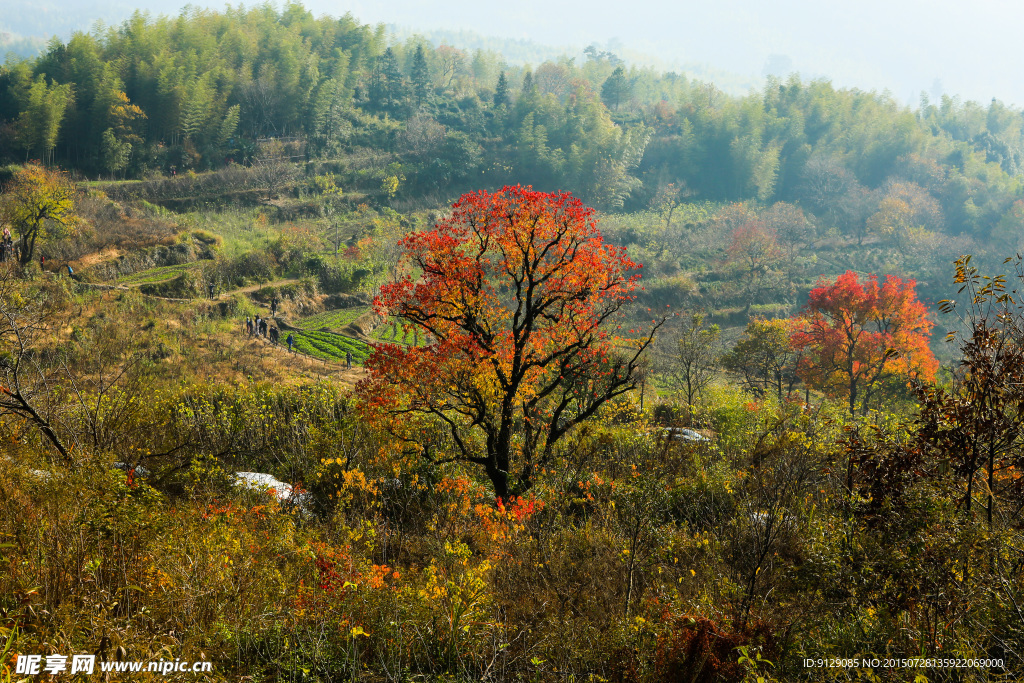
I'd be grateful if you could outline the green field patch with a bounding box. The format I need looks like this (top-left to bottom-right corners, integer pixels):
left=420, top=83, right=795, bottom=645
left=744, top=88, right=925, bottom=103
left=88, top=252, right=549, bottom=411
left=370, top=319, right=427, bottom=346
left=296, top=307, right=428, bottom=348
left=117, top=263, right=197, bottom=285
left=291, top=329, right=371, bottom=364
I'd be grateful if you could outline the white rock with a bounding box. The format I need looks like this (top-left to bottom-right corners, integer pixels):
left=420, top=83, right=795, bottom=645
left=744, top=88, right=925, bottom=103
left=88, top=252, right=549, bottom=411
left=113, top=462, right=150, bottom=477
left=662, top=427, right=710, bottom=442
left=233, top=471, right=311, bottom=512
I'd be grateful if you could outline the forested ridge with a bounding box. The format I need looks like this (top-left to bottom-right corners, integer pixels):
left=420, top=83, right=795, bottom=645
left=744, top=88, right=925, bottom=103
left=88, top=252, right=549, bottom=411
left=3, top=3, right=1024, bottom=244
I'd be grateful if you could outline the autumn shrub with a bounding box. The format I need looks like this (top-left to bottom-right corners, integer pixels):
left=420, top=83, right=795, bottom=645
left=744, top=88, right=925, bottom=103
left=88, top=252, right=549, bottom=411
left=2, top=448, right=362, bottom=677
left=303, top=254, right=366, bottom=294
left=406, top=539, right=497, bottom=674
left=251, top=284, right=279, bottom=304
left=651, top=615, right=781, bottom=683
left=202, top=251, right=277, bottom=290
left=702, top=384, right=770, bottom=457
left=666, top=455, right=739, bottom=532
left=153, top=496, right=297, bottom=630
left=847, top=486, right=989, bottom=656
left=310, top=461, right=377, bottom=520
left=158, top=382, right=351, bottom=481
left=495, top=516, right=624, bottom=670
left=0, top=458, right=171, bottom=659
left=651, top=402, right=687, bottom=427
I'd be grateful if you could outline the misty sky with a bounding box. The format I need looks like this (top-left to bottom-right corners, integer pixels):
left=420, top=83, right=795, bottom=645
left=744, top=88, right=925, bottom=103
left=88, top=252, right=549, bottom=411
left=4, top=0, right=1022, bottom=107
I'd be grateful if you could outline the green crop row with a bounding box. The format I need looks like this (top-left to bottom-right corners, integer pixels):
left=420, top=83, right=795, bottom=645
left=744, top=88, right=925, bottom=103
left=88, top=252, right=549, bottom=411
left=290, top=329, right=371, bottom=364
left=370, top=320, right=427, bottom=346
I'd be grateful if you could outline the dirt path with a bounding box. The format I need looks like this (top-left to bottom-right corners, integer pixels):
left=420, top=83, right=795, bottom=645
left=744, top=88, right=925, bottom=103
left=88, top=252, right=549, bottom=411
left=222, top=278, right=301, bottom=296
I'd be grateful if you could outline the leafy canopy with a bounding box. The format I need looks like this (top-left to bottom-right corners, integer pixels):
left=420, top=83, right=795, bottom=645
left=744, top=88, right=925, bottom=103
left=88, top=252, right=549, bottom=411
left=791, top=270, right=938, bottom=415
left=1, top=163, right=79, bottom=265
left=722, top=317, right=804, bottom=401
left=357, top=185, right=657, bottom=498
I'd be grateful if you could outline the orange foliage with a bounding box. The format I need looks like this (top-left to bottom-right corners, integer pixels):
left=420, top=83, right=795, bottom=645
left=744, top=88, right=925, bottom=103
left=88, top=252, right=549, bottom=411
left=358, top=185, right=659, bottom=499
left=791, top=270, right=938, bottom=414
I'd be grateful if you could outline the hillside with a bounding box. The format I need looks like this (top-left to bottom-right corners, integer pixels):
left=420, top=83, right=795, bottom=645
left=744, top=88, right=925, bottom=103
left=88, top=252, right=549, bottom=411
left=3, top=4, right=1024, bottom=683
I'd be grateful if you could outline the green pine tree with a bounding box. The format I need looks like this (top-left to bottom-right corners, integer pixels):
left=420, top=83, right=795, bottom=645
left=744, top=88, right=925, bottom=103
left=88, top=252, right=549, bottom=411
left=493, top=71, right=510, bottom=107
left=411, top=44, right=430, bottom=108
left=601, top=66, right=631, bottom=111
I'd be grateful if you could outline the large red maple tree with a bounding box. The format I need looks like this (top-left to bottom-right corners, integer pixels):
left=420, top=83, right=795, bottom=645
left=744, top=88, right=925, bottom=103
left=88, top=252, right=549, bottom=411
left=357, top=186, right=659, bottom=499
left=791, top=270, right=939, bottom=415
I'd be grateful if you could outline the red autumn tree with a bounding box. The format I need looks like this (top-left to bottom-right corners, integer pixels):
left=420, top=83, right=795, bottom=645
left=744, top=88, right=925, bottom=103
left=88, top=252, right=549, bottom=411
left=357, top=185, right=659, bottom=499
left=790, top=270, right=938, bottom=415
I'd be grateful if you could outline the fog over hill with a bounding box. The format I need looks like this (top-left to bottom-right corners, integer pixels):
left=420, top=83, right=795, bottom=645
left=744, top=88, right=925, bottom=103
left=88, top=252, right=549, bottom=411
left=1, top=0, right=1020, bottom=107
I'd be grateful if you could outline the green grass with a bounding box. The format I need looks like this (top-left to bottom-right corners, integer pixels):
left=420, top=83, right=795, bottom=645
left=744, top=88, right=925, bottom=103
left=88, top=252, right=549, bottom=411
left=295, top=307, right=369, bottom=330
left=290, top=329, right=371, bottom=364
left=185, top=207, right=286, bottom=258
left=370, top=319, right=427, bottom=346
left=81, top=178, right=144, bottom=187
left=117, top=263, right=197, bottom=285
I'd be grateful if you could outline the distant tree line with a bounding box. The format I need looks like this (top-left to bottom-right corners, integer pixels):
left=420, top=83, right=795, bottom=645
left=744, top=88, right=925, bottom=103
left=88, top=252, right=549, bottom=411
left=2, top=2, right=1024, bottom=241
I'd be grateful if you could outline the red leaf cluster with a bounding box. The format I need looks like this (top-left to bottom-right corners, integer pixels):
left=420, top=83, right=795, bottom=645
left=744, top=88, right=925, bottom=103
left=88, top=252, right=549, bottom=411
left=790, top=270, right=938, bottom=414
left=356, top=185, right=654, bottom=498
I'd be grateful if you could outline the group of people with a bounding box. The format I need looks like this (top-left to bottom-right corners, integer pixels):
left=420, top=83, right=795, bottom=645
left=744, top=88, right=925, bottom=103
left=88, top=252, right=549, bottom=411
left=246, top=314, right=279, bottom=343
left=242, top=308, right=353, bottom=368
left=1, top=227, right=16, bottom=263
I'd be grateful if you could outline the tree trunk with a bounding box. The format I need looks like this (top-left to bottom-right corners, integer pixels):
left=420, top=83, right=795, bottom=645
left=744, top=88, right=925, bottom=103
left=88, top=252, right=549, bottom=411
left=848, top=377, right=857, bottom=416
left=6, top=387, right=73, bottom=465
left=486, top=455, right=510, bottom=501
left=20, top=226, right=40, bottom=266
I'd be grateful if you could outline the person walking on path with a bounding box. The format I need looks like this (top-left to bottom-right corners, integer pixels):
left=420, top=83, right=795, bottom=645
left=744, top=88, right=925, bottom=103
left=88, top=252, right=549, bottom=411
left=287, top=333, right=295, bottom=353
left=245, top=317, right=253, bottom=336
left=259, top=318, right=268, bottom=337
left=271, top=298, right=278, bottom=317
left=254, top=315, right=262, bottom=337
left=1, top=227, right=10, bottom=263
left=66, top=264, right=74, bottom=278
left=346, top=350, right=352, bottom=369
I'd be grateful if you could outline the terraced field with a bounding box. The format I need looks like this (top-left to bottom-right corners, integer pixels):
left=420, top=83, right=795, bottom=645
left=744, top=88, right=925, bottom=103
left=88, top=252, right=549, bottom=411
left=293, top=307, right=427, bottom=355
left=291, top=329, right=371, bottom=364
left=116, top=263, right=197, bottom=285
left=371, top=319, right=427, bottom=346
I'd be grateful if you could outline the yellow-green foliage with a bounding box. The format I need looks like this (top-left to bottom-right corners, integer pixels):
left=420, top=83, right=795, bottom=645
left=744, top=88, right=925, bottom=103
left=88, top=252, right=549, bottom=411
left=0, top=268, right=1021, bottom=683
